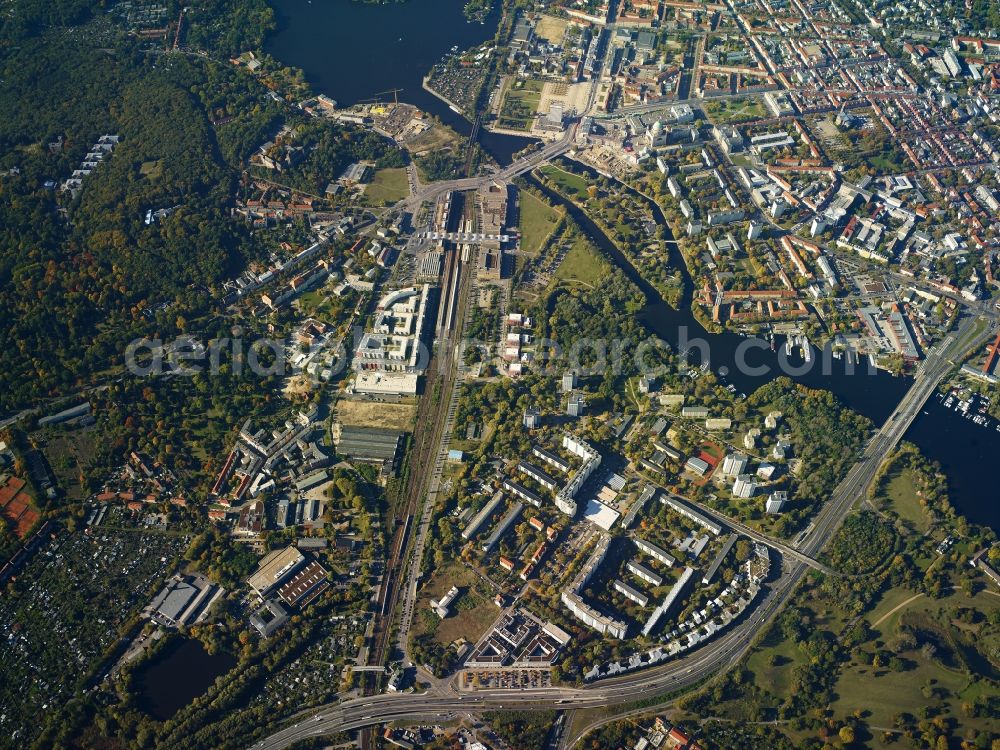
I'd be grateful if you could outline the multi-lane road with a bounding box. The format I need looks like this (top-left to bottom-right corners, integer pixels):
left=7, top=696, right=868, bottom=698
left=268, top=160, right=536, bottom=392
left=250, top=312, right=993, bottom=750
left=394, top=134, right=575, bottom=214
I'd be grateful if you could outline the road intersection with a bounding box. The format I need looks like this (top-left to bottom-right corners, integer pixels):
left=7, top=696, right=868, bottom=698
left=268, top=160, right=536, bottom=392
left=251, top=311, right=993, bottom=750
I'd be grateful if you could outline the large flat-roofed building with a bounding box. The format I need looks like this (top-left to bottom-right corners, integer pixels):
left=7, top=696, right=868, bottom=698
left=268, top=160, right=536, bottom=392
left=476, top=181, right=509, bottom=281
left=335, top=425, right=404, bottom=466
left=146, top=575, right=222, bottom=629
left=278, top=559, right=330, bottom=608
left=250, top=599, right=289, bottom=638
left=622, top=485, right=657, bottom=528
left=431, top=585, right=460, bottom=618
left=721, top=452, right=749, bottom=477
left=532, top=445, right=571, bottom=473
left=516, top=460, right=558, bottom=490
left=702, top=533, right=737, bottom=585
left=685, top=456, right=710, bottom=476
left=561, top=533, right=629, bottom=640
left=562, top=591, right=628, bottom=639
left=642, top=566, right=695, bottom=637
left=351, top=371, right=420, bottom=396
left=481, top=502, right=524, bottom=554
left=247, top=546, right=306, bottom=598
left=627, top=558, right=663, bottom=587
left=613, top=579, right=649, bottom=607
left=556, top=434, right=601, bottom=516
left=502, top=477, right=544, bottom=508
left=352, top=285, right=432, bottom=378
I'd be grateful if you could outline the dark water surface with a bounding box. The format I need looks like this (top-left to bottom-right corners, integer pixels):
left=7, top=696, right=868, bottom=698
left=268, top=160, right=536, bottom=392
left=266, top=0, right=532, bottom=162
left=267, top=2, right=997, bottom=526
left=135, top=638, right=236, bottom=720
left=533, top=173, right=999, bottom=530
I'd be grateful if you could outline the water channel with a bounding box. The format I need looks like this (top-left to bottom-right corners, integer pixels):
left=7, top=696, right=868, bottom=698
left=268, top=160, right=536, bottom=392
left=266, top=2, right=997, bottom=527
left=531, top=170, right=998, bottom=529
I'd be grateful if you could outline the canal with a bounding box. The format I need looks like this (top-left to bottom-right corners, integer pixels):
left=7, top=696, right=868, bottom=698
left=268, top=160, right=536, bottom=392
left=265, top=2, right=997, bottom=526
left=531, top=170, right=999, bottom=530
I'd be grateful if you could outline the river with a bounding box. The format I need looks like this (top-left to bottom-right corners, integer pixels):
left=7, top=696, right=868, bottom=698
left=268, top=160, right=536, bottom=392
left=266, top=2, right=997, bottom=526
left=531, top=171, right=999, bottom=530
left=266, top=0, right=533, bottom=163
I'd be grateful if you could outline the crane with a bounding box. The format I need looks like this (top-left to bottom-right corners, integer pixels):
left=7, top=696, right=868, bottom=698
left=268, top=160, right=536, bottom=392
left=368, top=88, right=404, bottom=105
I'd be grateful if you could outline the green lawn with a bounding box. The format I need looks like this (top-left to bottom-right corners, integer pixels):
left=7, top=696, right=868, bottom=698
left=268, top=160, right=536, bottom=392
left=746, top=628, right=806, bottom=698
left=296, top=287, right=345, bottom=323
left=498, top=79, right=544, bottom=131
left=826, top=587, right=1000, bottom=741
left=364, top=167, right=409, bottom=205
left=518, top=190, right=563, bottom=255
left=830, top=656, right=973, bottom=737
left=704, top=97, right=768, bottom=124
left=538, top=164, right=590, bottom=201
left=553, top=236, right=608, bottom=287
left=867, top=586, right=923, bottom=628
left=880, top=467, right=932, bottom=533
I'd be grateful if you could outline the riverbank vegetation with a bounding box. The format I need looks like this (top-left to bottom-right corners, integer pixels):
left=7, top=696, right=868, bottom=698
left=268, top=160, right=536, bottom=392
left=614, top=441, right=1000, bottom=750
left=536, top=160, right=686, bottom=308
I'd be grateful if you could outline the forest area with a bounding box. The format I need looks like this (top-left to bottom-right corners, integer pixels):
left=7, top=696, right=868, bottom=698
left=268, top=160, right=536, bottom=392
left=0, top=0, right=388, bottom=412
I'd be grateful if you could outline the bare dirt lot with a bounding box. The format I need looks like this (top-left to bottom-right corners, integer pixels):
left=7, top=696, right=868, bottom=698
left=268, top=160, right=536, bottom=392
left=534, top=13, right=569, bottom=42
left=335, top=398, right=417, bottom=430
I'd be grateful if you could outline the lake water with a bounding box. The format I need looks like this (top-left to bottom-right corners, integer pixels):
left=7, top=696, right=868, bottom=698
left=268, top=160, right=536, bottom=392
left=266, top=0, right=533, bottom=163
left=266, top=2, right=998, bottom=527
left=135, top=637, right=236, bottom=720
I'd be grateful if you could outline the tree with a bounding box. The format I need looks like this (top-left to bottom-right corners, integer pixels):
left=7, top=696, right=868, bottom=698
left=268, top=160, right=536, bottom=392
left=839, top=725, right=856, bottom=744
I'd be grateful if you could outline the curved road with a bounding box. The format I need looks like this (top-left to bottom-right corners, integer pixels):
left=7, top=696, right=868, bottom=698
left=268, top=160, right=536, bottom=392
left=250, top=314, right=992, bottom=750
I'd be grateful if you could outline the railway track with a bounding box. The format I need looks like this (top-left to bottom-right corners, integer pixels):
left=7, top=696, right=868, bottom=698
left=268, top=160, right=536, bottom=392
left=359, top=197, right=474, bottom=748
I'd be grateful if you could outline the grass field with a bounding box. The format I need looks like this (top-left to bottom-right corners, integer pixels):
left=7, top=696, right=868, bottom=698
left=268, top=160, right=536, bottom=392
left=879, top=467, right=932, bottom=533
left=335, top=398, right=417, bottom=431
left=499, top=79, right=545, bottom=131
left=538, top=164, right=590, bottom=201
left=745, top=628, right=806, bottom=697
left=704, top=97, right=768, bottom=124
left=139, top=159, right=163, bottom=179
left=830, top=587, right=999, bottom=742
left=295, top=285, right=347, bottom=324
left=412, top=561, right=498, bottom=647
left=518, top=191, right=563, bottom=255
left=553, top=237, right=608, bottom=287
left=364, top=167, right=409, bottom=205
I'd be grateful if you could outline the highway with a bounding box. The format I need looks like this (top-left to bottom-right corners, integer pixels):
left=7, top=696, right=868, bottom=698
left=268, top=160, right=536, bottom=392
left=394, top=134, right=574, bottom=214
left=249, top=311, right=993, bottom=750
left=248, top=32, right=998, bottom=741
